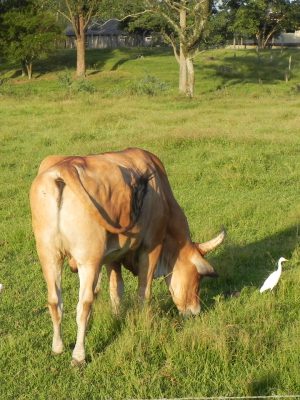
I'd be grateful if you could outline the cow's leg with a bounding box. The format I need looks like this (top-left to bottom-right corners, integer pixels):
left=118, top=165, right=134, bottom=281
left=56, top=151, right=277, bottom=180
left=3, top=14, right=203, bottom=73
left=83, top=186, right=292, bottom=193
left=138, top=244, right=162, bottom=302
left=94, top=269, right=102, bottom=295
left=68, top=256, right=102, bottom=295
left=106, top=263, right=124, bottom=314
left=72, top=263, right=101, bottom=365
left=40, top=254, right=64, bottom=355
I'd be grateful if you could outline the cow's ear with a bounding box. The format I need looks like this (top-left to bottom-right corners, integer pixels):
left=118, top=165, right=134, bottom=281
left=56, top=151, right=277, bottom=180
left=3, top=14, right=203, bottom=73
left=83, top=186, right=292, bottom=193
left=191, top=248, right=218, bottom=277
left=195, top=230, right=226, bottom=256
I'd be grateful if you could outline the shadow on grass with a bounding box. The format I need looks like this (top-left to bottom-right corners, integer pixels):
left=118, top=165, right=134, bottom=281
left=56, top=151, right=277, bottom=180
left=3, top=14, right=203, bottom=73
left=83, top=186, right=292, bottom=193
left=148, top=225, right=299, bottom=314
left=249, top=373, right=278, bottom=396
left=200, top=49, right=300, bottom=86
left=136, top=224, right=299, bottom=314
left=69, top=224, right=299, bottom=360
left=108, top=225, right=299, bottom=319
left=205, top=224, right=299, bottom=302
left=92, top=316, right=124, bottom=355
left=110, top=57, right=132, bottom=71
left=33, top=47, right=172, bottom=76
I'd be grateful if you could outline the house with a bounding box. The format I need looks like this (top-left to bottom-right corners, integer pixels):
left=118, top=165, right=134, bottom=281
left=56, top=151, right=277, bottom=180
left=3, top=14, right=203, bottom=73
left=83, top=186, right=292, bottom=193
left=230, top=29, right=300, bottom=48
left=65, top=19, right=157, bottom=49
left=274, top=30, right=300, bottom=46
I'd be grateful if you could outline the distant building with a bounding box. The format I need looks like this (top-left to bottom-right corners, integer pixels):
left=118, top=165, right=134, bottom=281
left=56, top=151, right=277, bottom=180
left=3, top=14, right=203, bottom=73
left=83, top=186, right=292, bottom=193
left=231, top=29, right=300, bottom=48
left=65, top=19, right=159, bottom=49
left=275, top=30, right=300, bottom=46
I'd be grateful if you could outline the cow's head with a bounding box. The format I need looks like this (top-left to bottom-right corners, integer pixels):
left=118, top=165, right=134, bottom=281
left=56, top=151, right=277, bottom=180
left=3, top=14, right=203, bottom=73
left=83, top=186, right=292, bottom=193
left=166, top=230, right=225, bottom=316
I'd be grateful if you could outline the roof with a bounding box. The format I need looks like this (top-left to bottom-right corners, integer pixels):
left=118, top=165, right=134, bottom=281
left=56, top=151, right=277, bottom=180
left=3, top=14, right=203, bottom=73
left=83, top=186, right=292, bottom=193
left=65, top=19, right=126, bottom=37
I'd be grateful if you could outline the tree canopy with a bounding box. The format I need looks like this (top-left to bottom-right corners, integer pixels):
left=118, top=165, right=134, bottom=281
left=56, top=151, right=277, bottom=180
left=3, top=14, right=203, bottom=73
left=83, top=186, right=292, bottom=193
left=227, top=0, right=300, bottom=48
left=0, top=1, right=61, bottom=78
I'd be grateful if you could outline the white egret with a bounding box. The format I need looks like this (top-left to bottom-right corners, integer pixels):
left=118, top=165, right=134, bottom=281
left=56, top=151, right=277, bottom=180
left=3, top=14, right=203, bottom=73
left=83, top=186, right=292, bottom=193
left=0, top=283, right=3, bottom=293
left=259, top=257, right=288, bottom=293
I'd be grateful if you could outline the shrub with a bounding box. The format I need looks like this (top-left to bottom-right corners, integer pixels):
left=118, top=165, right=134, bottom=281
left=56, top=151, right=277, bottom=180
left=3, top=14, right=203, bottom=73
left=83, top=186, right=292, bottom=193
left=73, top=78, right=96, bottom=94
left=57, top=69, right=73, bottom=91
left=57, top=71, right=96, bottom=94
left=291, top=83, right=300, bottom=94
left=129, top=75, right=169, bottom=96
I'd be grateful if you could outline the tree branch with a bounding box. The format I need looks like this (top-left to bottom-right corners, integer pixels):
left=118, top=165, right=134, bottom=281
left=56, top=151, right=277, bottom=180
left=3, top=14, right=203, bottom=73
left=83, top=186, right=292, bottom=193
left=163, top=31, right=180, bottom=63
left=63, top=0, right=77, bottom=30
left=192, top=48, right=206, bottom=60
left=145, top=0, right=182, bottom=37
left=263, top=14, right=286, bottom=47
left=164, top=0, right=183, bottom=12
left=57, top=9, right=73, bottom=24
left=92, top=10, right=153, bottom=30
left=83, top=0, right=100, bottom=30
left=188, top=0, right=210, bottom=49
left=193, top=0, right=210, bottom=13
left=157, top=9, right=182, bottom=38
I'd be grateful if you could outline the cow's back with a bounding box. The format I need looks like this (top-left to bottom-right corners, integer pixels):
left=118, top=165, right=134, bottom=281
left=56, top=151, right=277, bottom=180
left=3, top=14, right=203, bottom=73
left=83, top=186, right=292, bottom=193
left=30, top=148, right=170, bottom=267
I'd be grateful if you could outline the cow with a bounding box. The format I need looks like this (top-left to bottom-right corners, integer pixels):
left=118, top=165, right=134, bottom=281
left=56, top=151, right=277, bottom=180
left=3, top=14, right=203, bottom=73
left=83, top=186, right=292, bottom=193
left=30, top=147, right=225, bottom=365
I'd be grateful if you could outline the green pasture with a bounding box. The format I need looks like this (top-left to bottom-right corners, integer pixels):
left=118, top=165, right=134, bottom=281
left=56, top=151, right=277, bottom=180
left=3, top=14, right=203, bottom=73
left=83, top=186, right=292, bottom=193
left=0, top=47, right=300, bottom=399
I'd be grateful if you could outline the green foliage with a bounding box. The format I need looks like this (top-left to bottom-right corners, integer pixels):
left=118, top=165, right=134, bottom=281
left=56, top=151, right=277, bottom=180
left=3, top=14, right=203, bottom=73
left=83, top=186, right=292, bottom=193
left=233, top=0, right=300, bottom=48
left=41, top=0, right=100, bottom=14
left=211, top=0, right=300, bottom=49
left=115, top=1, right=212, bottom=55
left=57, top=70, right=96, bottom=93
left=126, top=9, right=171, bottom=35
left=57, top=69, right=73, bottom=90
left=205, top=9, right=233, bottom=47
left=99, top=0, right=145, bottom=20
left=0, top=4, right=61, bottom=78
left=73, top=78, right=96, bottom=93
left=128, top=74, right=169, bottom=96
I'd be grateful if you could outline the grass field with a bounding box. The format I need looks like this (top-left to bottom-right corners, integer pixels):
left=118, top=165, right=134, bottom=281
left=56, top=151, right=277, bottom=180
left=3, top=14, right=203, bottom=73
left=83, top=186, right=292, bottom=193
left=0, top=47, right=300, bottom=399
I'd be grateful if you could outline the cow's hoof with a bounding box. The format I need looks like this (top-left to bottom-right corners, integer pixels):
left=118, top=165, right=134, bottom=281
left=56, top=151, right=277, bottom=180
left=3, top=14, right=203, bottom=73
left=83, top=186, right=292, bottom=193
left=52, top=349, right=64, bottom=356
left=52, top=343, right=64, bottom=355
left=71, top=358, right=86, bottom=368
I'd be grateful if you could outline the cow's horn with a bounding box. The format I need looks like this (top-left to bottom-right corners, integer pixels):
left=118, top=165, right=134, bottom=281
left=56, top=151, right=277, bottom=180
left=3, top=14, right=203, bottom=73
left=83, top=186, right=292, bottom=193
left=196, top=230, right=226, bottom=255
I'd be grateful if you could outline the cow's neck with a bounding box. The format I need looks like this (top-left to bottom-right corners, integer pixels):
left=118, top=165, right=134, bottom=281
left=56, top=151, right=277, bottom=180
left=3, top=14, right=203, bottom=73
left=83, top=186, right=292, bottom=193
left=154, top=231, right=192, bottom=278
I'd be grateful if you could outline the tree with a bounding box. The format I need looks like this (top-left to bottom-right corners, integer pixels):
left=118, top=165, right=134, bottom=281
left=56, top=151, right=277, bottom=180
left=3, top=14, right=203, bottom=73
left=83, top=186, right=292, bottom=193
left=126, top=0, right=212, bottom=98
left=208, top=0, right=244, bottom=46
left=0, top=0, right=31, bottom=60
left=43, top=0, right=104, bottom=77
left=1, top=3, right=61, bottom=79
left=203, top=2, right=237, bottom=47
left=151, top=0, right=212, bottom=97
left=233, top=0, right=300, bottom=49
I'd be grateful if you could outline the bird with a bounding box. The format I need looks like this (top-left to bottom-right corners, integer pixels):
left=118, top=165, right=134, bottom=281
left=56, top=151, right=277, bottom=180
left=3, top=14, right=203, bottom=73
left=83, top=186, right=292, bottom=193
left=0, top=283, right=3, bottom=293
left=259, top=257, right=288, bottom=293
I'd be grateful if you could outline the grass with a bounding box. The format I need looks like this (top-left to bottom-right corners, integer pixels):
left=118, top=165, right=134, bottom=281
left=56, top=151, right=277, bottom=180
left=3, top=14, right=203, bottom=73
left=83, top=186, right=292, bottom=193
left=0, top=47, right=300, bottom=399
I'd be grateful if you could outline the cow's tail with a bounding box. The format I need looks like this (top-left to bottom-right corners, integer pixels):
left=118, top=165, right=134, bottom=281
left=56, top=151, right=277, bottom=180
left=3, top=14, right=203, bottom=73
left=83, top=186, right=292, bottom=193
left=48, top=164, right=149, bottom=234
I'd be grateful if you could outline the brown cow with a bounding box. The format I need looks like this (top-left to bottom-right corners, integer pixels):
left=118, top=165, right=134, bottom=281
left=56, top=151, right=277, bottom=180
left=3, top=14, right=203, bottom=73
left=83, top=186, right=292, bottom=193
left=30, top=148, right=225, bottom=365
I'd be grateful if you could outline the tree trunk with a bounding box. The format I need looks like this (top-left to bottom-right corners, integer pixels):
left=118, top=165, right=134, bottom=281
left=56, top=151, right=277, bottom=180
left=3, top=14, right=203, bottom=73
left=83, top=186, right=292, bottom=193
left=76, top=13, right=86, bottom=78
left=186, top=58, right=195, bottom=98
left=179, top=46, right=187, bottom=94
left=256, top=33, right=263, bottom=50
left=179, top=53, right=195, bottom=98
left=26, top=62, right=33, bottom=80
left=263, top=29, right=276, bottom=49
left=178, top=7, right=188, bottom=95
left=21, top=60, right=26, bottom=77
